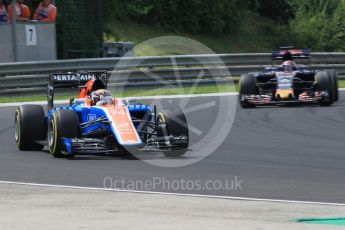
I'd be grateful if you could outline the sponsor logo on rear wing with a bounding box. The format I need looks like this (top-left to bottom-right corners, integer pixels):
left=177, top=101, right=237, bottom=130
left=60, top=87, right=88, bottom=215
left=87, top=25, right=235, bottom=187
left=49, top=71, right=109, bottom=86
left=47, top=71, right=110, bottom=111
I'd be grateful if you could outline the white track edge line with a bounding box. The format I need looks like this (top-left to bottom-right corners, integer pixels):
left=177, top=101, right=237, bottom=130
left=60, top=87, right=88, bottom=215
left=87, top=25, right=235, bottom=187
left=1, top=88, right=345, bottom=108
left=0, top=92, right=237, bottom=108
left=0, top=180, right=345, bottom=206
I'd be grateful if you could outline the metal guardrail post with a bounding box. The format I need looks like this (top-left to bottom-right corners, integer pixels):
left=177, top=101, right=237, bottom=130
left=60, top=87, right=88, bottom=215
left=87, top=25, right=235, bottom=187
left=10, top=0, right=18, bottom=62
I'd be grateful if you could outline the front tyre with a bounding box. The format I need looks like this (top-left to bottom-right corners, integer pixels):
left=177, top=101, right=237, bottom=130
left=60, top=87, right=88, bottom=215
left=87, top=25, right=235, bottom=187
left=239, top=74, right=258, bottom=108
left=48, top=110, right=79, bottom=158
left=316, top=71, right=336, bottom=106
left=15, top=105, right=45, bottom=151
left=158, top=108, right=189, bottom=157
left=325, top=69, right=339, bottom=102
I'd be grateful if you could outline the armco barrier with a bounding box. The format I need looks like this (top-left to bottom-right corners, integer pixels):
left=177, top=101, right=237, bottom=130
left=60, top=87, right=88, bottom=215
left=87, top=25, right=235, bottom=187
left=1, top=52, right=345, bottom=75
left=1, top=53, right=345, bottom=96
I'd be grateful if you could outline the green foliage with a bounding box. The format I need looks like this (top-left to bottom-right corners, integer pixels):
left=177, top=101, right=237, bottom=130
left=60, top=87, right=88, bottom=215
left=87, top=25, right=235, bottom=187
left=58, top=0, right=345, bottom=56
left=104, top=0, right=248, bottom=35
left=290, top=0, right=345, bottom=51
left=256, top=0, right=293, bottom=23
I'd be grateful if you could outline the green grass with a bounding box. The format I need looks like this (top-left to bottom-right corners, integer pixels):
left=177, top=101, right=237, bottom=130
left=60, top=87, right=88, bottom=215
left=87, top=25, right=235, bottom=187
left=104, top=13, right=284, bottom=56
left=0, top=84, right=236, bottom=103
left=339, top=80, right=345, bottom=88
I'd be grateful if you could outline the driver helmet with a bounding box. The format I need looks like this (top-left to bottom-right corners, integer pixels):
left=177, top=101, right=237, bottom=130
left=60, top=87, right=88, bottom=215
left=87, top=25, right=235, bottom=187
left=282, top=60, right=296, bottom=71
left=90, top=89, right=112, bottom=105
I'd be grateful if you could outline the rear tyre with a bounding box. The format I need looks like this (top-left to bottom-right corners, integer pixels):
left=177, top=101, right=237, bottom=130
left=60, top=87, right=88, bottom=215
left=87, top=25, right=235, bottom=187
left=14, top=105, right=45, bottom=151
left=158, top=108, right=189, bottom=157
left=239, top=74, right=258, bottom=108
left=48, top=110, right=79, bottom=158
left=325, top=69, right=339, bottom=102
left=316, top=71, right=335, bottom=106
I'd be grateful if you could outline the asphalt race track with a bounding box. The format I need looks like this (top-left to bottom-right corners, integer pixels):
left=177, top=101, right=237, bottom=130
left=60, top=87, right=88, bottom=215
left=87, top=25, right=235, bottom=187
left=1, top=93, right=345, bottom=204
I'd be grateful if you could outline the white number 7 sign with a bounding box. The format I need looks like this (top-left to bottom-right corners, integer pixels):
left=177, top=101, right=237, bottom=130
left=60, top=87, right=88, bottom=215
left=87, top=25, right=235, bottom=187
left=25, top=25, right=37, bottom=46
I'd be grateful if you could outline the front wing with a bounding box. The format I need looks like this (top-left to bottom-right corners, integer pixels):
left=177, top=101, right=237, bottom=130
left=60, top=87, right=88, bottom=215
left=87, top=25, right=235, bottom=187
left=241, top=91, right=330, bottom=106
left=62, top=136, right=188, bottom=155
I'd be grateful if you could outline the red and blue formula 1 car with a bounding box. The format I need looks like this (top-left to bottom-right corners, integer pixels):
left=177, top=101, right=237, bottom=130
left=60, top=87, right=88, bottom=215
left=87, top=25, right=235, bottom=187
left=14, top=71, right=189, bottom=158
left=239, top=47, right=339, bottom=108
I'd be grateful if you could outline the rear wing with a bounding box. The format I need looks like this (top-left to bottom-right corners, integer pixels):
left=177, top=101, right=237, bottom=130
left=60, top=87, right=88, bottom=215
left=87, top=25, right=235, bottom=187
left=47, top=71, right=110, bottom=110
left=272, top=47, right=311, bottom=61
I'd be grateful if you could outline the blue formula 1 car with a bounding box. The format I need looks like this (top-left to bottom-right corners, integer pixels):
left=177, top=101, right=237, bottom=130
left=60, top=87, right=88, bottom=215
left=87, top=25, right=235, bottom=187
left=239, top=47, right=339, bottom=108
left=14, top=72, right=189, bottom=158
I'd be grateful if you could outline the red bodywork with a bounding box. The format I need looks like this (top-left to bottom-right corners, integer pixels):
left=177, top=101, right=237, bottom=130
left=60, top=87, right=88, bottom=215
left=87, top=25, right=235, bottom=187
left=78, top=80, right=95, bottom=99
left=74, top=80, right=141, bottom=145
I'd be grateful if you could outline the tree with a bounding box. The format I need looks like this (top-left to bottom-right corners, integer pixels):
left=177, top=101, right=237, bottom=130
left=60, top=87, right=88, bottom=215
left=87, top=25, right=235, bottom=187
left=256, top=0, right=293, bottom=23
left=290, top=0, right=345, bottom=51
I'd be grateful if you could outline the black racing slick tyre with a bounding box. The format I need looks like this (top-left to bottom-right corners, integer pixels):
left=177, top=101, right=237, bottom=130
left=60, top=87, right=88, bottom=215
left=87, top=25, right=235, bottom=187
left=239, top=74, right=258, bottom=108
left=14, top=105, right=45, bottom=151
left=158, top=108, right=189, bottom=157
left=316, top=71, right=336, bottom=106
left=325, top=69, right=339, bottom=102
left=48, top=110, right=79, bottom=158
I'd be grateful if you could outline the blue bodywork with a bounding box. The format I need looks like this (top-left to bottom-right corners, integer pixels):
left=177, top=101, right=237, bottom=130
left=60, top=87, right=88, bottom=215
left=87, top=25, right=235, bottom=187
left=48, top=100, right=153, bottom=155
left=45, top=72, right=189, bottom=157
left=239, top=47, right=334, bottom=107
left=255, top=65, right=316, bottom=78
